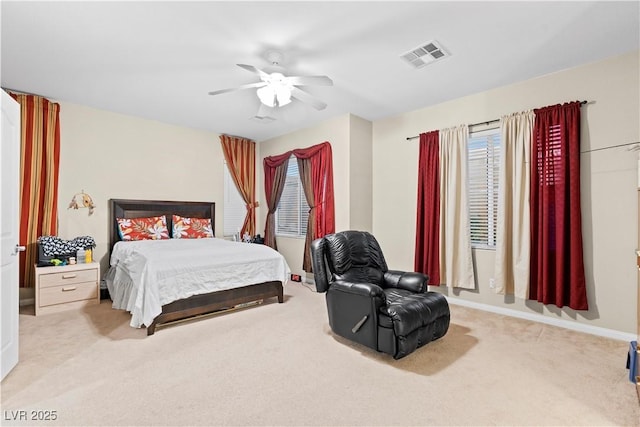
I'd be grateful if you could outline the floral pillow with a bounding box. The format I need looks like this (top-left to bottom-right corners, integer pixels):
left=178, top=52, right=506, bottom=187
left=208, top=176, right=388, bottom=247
left=117, top=215, right=170, bottom=241
left=172, top=215, right=214, bottom=239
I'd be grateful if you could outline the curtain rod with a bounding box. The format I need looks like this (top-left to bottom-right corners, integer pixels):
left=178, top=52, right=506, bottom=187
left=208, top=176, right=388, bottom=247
left=1, top=87, right=45, bottom=97
left=405, top=100, right=589, bottom=141
left=581, top=141, right=640, bottom=154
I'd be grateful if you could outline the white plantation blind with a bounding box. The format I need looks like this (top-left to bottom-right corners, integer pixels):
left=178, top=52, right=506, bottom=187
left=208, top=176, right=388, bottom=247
left=537, top=124, right=563, bottom=186
left=223, top=162, right=247, bottom=237
left=276, top=156, right=309, bottom=237
left=468, top=129, right=500, bottom=248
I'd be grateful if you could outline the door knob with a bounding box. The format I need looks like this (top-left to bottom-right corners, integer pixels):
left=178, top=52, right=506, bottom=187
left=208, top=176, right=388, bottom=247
left=13, top=245, right=26, bottom=255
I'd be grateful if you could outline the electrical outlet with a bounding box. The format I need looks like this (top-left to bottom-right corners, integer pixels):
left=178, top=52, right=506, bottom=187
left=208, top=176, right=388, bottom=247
left=489, top=278, right=496, bottom=289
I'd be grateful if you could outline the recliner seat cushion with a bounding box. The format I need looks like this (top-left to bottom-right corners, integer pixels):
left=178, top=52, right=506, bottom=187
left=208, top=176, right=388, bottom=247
left=380, top=289, right=450, bottom=337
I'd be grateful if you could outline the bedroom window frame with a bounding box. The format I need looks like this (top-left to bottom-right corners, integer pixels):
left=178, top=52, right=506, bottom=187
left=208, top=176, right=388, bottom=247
left=468, top=127, right=501, bottom=249
left=275, top=156, right=309, bottom=239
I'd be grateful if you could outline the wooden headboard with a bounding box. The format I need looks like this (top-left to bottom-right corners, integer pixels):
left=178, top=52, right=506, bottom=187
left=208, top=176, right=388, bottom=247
left=108, top=199, right=216, bottom=254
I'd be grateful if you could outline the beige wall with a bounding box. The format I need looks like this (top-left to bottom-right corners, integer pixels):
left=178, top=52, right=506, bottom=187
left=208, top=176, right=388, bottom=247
left=348, top=114, right=373, bottom=231
left=257, top=113, right=373, bottom=280
left=33, top=51, right=638, bottom=335
left=373, top=51, right=640, bottom=334
left=57, top=102, right=223, bottom=275
left=258, top=114, right=355, bottom=278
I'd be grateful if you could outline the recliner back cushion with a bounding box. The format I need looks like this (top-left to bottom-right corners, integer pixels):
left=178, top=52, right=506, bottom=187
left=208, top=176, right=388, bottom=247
left=324, top=231, right=388, bottom=286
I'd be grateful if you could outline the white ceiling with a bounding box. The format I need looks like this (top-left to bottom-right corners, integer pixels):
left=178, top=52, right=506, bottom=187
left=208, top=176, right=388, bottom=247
left=2, top=1, right=639, bottom=142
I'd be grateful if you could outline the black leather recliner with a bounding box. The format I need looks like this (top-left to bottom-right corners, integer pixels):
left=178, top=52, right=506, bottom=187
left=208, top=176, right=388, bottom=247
left=311, top=230, right=450, bottom=359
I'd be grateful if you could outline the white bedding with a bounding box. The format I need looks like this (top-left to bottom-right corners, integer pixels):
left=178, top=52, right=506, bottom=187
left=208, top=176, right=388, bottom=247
left=106, top=238, right=290, bottom=328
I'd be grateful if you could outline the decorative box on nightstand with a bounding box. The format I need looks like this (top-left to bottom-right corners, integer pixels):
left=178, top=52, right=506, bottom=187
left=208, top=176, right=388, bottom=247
left=34, top=262, right=100, bottom=316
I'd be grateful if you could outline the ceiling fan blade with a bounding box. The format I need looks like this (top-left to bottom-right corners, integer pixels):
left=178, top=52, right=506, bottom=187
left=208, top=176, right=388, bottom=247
left=237, top=64, right=270, bottom=81
left=285, top=75, right=333, bottom=86
left=290, top=87, right=327, bottom=110
left=208, top=81, right=266, bottom=96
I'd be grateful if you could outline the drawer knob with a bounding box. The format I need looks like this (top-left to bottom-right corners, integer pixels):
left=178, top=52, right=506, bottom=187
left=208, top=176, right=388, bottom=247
left=61, top=286, right=77, bottom=292
left=62, top=274, right=77, bottom=279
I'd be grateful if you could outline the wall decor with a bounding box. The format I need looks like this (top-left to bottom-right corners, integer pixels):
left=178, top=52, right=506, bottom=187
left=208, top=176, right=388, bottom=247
left=68, top=190, right=96, bottom=215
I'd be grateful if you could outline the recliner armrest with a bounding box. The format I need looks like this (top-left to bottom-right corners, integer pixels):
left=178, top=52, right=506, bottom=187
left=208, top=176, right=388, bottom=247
left=383, top=270, right=429, bottom=293
left=331, top=280, right=386, bottom=300
left=311, top=237, right=330, bottom=293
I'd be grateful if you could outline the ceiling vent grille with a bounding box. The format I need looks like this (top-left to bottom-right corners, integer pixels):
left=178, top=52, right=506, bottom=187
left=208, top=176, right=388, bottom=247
left=401, top=40, right=449, bottom=69
left=251, top=115, right=276, bottom=124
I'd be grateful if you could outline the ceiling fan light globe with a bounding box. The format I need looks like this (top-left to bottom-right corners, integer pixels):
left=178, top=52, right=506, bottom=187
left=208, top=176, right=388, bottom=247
left=276, top=87, right=292, bottom=106
left=257, top=86, right=276, bottom=107
left=257, top=84, right=292, bottom=107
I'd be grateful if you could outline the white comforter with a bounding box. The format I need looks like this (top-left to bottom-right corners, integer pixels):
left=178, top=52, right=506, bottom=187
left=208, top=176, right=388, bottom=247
left=106, top=238, right=290, bottom=328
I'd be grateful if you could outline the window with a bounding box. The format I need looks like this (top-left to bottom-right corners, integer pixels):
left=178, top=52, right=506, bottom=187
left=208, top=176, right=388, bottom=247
left=468, top=128, right=500, bottom=248
left=537, top=124, right=563, bottom=186
left=223, top=162, right=246, bottom=237
left=276, top=156, right=309, bottom=237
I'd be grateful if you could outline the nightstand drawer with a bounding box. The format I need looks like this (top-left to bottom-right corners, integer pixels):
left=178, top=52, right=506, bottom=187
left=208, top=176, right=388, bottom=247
left=38, top=268, right=98, bottom=289
left=39, top=281, right=98, bottom=307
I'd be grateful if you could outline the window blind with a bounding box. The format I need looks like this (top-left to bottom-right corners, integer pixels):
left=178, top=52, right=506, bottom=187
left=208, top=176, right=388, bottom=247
left=276, top=156, right=309, bottom=237
left=537, top=124, right=563, bottom=186
left=468, top=129, right=500, bottom=247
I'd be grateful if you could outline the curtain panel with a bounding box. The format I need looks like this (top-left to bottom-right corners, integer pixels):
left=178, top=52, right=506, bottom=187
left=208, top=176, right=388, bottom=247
left=10, top=93, right=61, bottom=288
left=530, top=101, right=587, bottom=310
left=220, top=135, right=259, bottom=237
left=494, top=111, right=534, bottom=297
left=439, top=126, right=476, bottom=289
left=291, top=141, right=335, bottom=243
left=414, top=131, right=441, bottom=285
left=263, top=151, right=291, bottom=249
left=296, top=157, right=316, bottom=272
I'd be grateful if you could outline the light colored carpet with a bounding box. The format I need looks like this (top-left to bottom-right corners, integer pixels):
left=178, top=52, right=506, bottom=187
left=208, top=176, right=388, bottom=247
left=1, top=282, right=639, bottom=426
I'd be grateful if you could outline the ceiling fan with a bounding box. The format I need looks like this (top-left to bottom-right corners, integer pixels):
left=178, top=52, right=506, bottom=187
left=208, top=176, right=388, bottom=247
left=208, top=54, right=333, bottom=117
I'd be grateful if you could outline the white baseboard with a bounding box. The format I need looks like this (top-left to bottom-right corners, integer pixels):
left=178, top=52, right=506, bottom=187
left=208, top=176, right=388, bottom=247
left=447, top=297, right=637, bottom=343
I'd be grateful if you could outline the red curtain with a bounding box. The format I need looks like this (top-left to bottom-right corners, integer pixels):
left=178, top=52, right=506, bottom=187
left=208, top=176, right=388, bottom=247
left=414, top=131, right=440, bottom=286
left=292, top=142, right=335, bottom=241
left=530, top=101, right=587, bottom=310
left=10, top=93, right=61, bottom=288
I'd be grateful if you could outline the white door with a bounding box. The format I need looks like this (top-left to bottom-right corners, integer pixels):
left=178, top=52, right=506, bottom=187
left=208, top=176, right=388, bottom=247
left=1, top=89, right=21, bottom=381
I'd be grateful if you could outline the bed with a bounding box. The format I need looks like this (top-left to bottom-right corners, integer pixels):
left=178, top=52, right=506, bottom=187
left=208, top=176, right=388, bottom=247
left=106, top=199, right=289, bottom=335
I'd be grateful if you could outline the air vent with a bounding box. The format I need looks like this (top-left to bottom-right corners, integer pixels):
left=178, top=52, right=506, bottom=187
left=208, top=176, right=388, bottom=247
left=400, top=40, right=449, bottom=69
left=250, top=115, right=276, bottom=124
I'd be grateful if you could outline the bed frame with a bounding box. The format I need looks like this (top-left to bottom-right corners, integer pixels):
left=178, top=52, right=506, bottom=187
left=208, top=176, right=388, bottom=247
left=108, top=198, right=284, bottom=335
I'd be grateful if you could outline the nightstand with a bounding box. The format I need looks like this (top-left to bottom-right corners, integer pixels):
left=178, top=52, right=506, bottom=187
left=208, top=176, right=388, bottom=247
left=34, top=262, right=100, bottom=316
